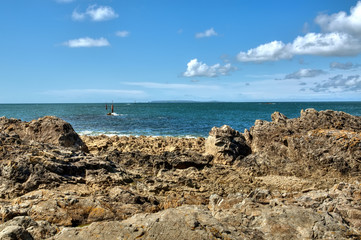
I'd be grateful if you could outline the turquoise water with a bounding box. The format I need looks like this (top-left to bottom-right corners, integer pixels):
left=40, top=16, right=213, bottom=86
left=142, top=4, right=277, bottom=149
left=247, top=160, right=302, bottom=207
left=1, top=102, right=360, bottom=137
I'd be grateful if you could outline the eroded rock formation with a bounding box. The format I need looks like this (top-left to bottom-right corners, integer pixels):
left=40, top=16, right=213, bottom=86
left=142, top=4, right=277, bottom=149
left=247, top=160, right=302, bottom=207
left=0, top=109, right=360, bottom=239
left=205, top=125, right=251, bottom=165
left=0, top=116, right=87, bottom=151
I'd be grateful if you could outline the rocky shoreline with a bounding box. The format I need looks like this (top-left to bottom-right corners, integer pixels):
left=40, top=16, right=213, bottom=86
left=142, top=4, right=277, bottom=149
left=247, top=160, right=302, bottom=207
left=0, top=109, right=360, bottom=239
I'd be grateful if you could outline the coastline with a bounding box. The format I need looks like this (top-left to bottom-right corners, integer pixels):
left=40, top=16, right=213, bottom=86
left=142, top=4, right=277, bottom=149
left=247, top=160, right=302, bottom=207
left=2, top=102, right=361, bottom=139
left=0, top=109, right=360, bottom=239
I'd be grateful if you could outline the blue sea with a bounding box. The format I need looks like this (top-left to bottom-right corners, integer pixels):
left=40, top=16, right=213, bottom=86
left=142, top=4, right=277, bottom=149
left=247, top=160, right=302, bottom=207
left=1, top=102, right=360, bottom=137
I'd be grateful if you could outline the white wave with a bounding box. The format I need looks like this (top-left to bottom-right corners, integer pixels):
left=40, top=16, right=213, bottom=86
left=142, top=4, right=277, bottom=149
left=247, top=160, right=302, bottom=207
left=78, top=130, right=93, bottom=135
left=107, top=112, right=127, bottom=116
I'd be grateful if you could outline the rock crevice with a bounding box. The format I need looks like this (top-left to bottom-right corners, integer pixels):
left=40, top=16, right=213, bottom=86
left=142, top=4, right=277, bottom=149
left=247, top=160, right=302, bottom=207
left=0, top=109, right=360, bottom=239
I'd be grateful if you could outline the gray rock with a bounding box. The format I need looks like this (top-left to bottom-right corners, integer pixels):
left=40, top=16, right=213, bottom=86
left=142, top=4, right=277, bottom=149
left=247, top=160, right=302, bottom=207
left=0, top=226, right=32, bottom=240
left=0, top=216, right=58, bottom=240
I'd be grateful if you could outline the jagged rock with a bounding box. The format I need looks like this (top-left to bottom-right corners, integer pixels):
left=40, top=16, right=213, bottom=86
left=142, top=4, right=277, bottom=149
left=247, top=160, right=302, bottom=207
left=0, top=116, right=87, bottom=151
left=242, top=108, right=361, bottom=177
left=81, top=135, right=205, bottom=155
left=205, top=125, right=251, bottom=164
left=0, top=216, right=58, bottom=240
left=1, top=111, right=361, bottom=239
left=50, top=183, right=361, bottom=240
left=51, top=205, right=246, bottom=240
left=0, top=226, right=33, bottom=240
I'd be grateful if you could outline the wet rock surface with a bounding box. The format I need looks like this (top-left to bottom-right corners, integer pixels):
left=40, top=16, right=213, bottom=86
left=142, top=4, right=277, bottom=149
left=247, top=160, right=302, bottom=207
left=0, top=109, right=360, bottom=239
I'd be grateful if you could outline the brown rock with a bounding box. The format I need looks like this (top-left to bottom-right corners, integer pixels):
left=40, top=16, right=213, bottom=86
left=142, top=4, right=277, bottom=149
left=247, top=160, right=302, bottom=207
left=1, top=112, right=361, bottom=239
left=0, top=116, right=87, bottom=151
left=205, top=125, right=251, bottom=165
left=242, top=109, right=361, bottom=177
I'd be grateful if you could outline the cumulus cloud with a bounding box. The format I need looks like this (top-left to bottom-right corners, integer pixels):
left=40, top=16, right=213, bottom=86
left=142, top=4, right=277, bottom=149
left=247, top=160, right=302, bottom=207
left=315, top=1, right=361, bottom=36
left=311, top=74, right=361, bottom=92
left=116, top=31, right=130, bottom=37
left=237, top=41, right=292, bottom=62
left=237, top=1, right=361, bottom=62
left=63, top=37, right=110, bottom=47
left=330, top=62, right=359, bottom=70
left=283, top=69, right=326, bottom=80
left=238, top=32, right=361, bottom=62
left=292, top=32, right=361, bottom=56
left=72, top=5, right=118, bottom=22
left=183, top=59, right=235, bottom=78
left=195, top=28, right=218, bottom=38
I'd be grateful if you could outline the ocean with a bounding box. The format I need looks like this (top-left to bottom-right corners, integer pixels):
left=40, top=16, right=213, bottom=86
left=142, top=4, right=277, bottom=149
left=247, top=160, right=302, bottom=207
left=1, top=102, right=360, bottom=137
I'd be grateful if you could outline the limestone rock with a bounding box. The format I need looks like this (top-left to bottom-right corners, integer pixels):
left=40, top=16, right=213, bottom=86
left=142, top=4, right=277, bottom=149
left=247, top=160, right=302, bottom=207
left=0, top=226, right=33, bottom=240
left=81, top=135, right=205, bottom=155
left=1, top=112, right=361, bottom=239
left=0, top=116, right=87, bottom=151
left=51, top=205, right=245, bottom=240
left=242, top=109, right=361, bottom=177
left=205, top=125, right=251, bottom=164
left=0, top=216, right=58, bottom=240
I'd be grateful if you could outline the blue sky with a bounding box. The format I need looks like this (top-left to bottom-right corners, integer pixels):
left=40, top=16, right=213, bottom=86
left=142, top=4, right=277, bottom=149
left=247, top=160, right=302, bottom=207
left=1, top=0, right=361, bottom=103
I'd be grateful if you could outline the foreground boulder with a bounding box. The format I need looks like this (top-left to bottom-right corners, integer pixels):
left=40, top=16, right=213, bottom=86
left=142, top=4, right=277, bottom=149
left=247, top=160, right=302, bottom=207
left=0, top=116, right=87, bottom=151
left=205, top=125, right=251, bottom=164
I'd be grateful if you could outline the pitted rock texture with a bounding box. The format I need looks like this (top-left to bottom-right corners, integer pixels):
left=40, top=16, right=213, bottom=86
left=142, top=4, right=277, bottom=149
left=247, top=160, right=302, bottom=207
left=0, top=109, right=360, bottom=239
left=81, top=135, right=205, bottom=155
left=0, top=116, right=87, bottom=151
left=241, top=108, right=361, bottom=177
left=205, top=125, right=251, bottom=165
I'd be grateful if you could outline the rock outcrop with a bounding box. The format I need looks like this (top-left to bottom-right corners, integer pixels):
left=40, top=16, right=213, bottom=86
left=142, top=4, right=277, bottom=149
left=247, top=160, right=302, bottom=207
left=0, top=116, right=87, bottom=151
left=0, top=109, right=360, bottom=239
left=50, top=182, right=361, bottom=240
left=241, top=108, right=361, bottom=177
left=205, top=125, right=251, bottom=164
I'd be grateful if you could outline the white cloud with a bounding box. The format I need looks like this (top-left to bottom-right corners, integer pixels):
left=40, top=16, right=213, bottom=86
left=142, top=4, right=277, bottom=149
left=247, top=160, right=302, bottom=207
left=237, top=41, right=292, bottom=62
left=237, top=32, right=361, bottom=62
left=283, top=69, right=326, bottom=80
left=63, top=37, right=110, bottom=47
left=116, top=31, right=130, bottom=38
left=195, top=28, right=218, bottom=38
left=72, top=5, right=118, bottom=22
left=183, top=59, right=235, bottom=78
left=315, top=1, right=361, bottom=36
left=291, top=32, right=361, bottom=56
left=237, top=1, right=361, bottom=62
left=72, top=10, right=85, bottom=21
